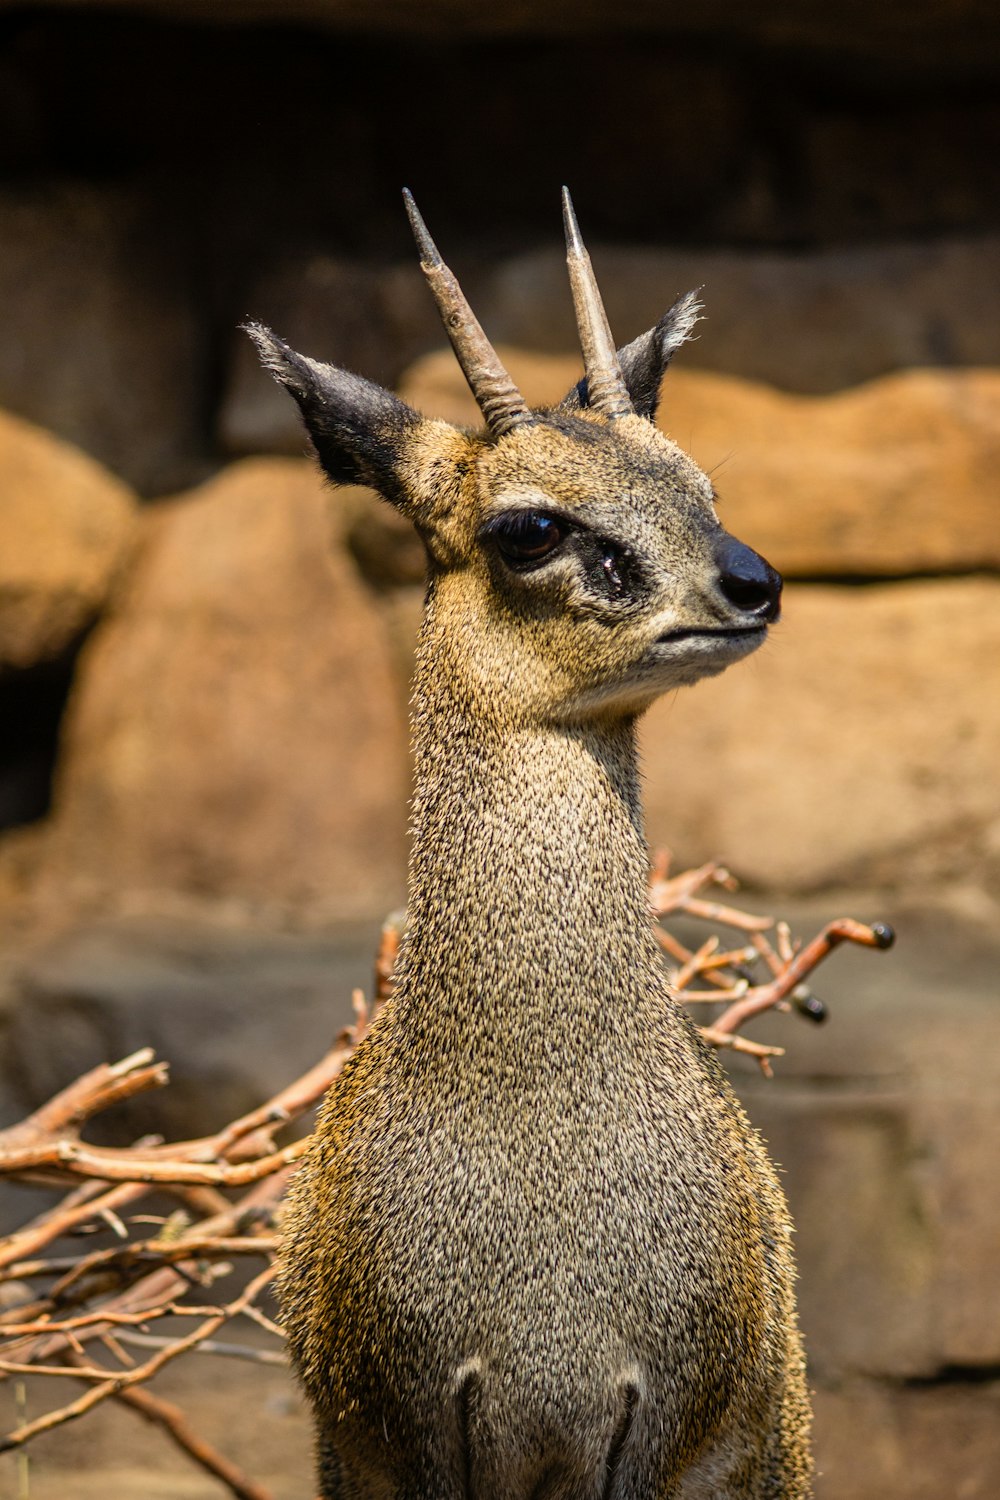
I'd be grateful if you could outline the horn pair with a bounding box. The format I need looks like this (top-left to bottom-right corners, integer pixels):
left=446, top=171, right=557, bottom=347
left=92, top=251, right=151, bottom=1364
left=403, top=187, right=631, bottom=437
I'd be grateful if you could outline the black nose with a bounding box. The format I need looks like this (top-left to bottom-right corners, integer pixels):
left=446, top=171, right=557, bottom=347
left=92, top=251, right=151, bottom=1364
left=714, top=535, right=782, bottom=622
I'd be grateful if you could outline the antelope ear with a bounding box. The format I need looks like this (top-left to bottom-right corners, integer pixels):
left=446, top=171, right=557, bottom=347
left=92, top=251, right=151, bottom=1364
left=245, top=322, right=422, bottom=511
left=557, top=290, right=703, bottom=421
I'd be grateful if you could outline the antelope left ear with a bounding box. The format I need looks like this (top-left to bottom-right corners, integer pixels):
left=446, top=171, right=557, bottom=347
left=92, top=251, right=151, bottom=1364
left=557, top=289, right=703, bottom=421
left=245, top=322, right=422, bottom=512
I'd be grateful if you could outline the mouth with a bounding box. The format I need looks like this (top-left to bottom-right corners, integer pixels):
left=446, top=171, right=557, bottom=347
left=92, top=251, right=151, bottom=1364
left=568, top=622, right=769, bottom=717
left=655, top=624, right=768, bottom=645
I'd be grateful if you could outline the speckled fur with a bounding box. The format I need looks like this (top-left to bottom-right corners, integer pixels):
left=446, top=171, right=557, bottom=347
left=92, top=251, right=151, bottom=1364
left=251, top=302, right=812, bottom=1498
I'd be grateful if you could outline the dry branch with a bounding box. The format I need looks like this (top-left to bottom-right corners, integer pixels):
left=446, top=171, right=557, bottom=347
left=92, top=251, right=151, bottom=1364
left=0, top=1266, right=276, bottom=1451
left=648, top=853, right=893, bottom=1072
left=111, top=1382, right=276, bottom=1500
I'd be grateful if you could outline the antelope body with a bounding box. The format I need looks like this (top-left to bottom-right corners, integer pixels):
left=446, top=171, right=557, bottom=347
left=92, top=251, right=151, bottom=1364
left=249, top=190, right=812, bottom=1500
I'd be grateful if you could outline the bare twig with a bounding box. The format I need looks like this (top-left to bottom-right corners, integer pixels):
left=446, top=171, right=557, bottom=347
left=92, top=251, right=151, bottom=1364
left=0, top=1266, right=275, bottom=1451
left=110, top=1329, right=287, bottom=1366
left=113, top=1380, right=277, bottom=1500
left=0, top=1136, right=309, bottom=1187
left=647, top=853, right=894, bottom=1069
left=0, top=1183, right=150, bottom=1275
left=710, top=917, right=894, bottom=1037
left=0, top=1051, right=169, bottom=1156
left=697, top=1027, right=785, bottom=1078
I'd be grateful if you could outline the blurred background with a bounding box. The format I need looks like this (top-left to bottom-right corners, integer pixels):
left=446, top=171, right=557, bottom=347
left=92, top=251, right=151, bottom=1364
left=1, top=2, right=999, bottom=1495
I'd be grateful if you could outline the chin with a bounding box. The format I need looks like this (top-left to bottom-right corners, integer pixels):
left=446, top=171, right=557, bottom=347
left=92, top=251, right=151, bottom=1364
left=565, top=628, right=768, bottom=720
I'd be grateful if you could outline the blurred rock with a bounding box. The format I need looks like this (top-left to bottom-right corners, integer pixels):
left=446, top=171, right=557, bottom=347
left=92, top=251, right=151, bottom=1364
left=658, top=367, right=1000, bottom=578
left=641, top=578, right=1000, bottom=892
left=727, top=894, right=1000, bottom=1381
left=38, top=458, right=408, bottom=922
left=345, top=488, right=429, bottom=590
left=0, top=410, right=137, bottom=671
left=222, top=235, right=1000, bottom=459
left=0, top=914, right=375, bottom=1142
left=221, top=255, right=455, bottom=456
left=400, top=351, right=1000, bottom=576
left=812, top=1380, right=1000, bottom=1499
left=0, top=185, right=208, bottom=495
left=482, top=237, right=1000, bottom=391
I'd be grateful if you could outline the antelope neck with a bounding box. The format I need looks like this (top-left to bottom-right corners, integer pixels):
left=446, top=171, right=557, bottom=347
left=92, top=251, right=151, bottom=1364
left=396, top=647, right=662, bottom=1034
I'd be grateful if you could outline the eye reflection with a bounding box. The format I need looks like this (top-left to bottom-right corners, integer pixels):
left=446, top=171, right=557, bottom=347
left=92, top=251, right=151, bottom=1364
left=488, top=512, right=568, bottom=566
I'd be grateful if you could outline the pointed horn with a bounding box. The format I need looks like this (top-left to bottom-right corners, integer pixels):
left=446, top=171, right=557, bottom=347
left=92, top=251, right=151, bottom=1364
left=403, top=189, right=533, bottom=438
left=561, top=188, right=633, bottom=420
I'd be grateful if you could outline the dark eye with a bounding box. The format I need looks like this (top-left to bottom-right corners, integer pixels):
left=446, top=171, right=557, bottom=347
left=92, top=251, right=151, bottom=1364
left=487, top=511, right=568, bottom=567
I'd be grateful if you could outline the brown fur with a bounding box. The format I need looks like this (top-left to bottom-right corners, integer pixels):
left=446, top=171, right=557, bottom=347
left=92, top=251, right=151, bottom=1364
left=249, top=249, right=812, bottom=1499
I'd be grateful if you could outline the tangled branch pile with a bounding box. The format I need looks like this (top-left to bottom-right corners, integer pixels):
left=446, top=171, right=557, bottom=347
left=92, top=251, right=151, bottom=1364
left=0, top=860, right=892, bottom=1498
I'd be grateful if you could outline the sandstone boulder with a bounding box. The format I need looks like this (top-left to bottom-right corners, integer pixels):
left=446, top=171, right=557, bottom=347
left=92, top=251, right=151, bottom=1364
left=344, top=488, right=430, bottom=591
left=640, top=578, right=1000, bottom=892
left=0, top=410, right=137, bottom=670
left=40, top=458, right=408, bottom=922
left=656, top=367, right=1000, bottom=578
left=399, top=352, right=1000, bottom=576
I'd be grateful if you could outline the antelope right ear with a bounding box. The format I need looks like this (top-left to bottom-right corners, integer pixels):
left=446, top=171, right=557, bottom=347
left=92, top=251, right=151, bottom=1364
left=245, top=322, right=422, bottom=511
left=557, top=289, right=703, bottom=422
